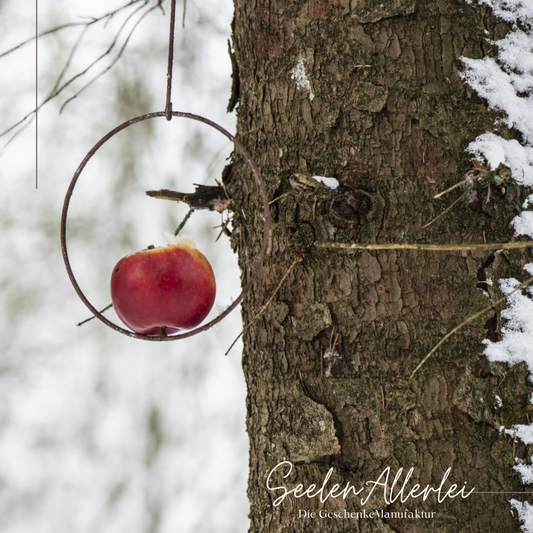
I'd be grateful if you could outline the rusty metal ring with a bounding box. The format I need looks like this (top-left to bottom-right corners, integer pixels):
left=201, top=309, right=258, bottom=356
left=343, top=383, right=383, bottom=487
left=61, top=111, right=271, bottom=341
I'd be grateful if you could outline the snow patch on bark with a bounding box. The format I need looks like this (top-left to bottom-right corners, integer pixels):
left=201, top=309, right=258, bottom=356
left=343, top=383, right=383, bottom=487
left=511, top=500, right=533, bottom=533
left=463, top=2, right=533, bottom=528
left=467, top=134, right=533, bottom=187
left=474, top=0, right=533, bottom=24
left=290, top=59, right=315, bottom=101
left=312, top=176, right=339, bottom=190
left=514, top=460, right=533, bottom=484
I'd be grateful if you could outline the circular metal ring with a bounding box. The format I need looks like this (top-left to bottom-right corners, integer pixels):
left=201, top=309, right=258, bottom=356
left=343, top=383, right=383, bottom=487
left=61, top=111, right=271, bottom=341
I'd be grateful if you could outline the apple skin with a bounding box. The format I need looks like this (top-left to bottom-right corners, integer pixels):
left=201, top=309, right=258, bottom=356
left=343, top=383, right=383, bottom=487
left=110, top=243, right=216, bottom=336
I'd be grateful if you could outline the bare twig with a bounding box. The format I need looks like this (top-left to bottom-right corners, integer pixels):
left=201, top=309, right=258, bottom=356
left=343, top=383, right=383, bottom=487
left=214, top=213, right=232, bottom=242
left=433, top=166, right=489, bottom=199
left=315, top=241, right=533, bottom=252
left=147, top=185, right=231, bottom=212
left=0, top=0, right=144, bottom=59
left=269, top=191, right=291, bottom=205
left=51, top=26, right=91, bottom=95
left=434, top=174, right=478, bottom=199
left=77, top=303, right=113, bottom=326
left=174, top=208, right=194, bottom=236
left=422, top=193, right=465, bottom=229
left=0, top=0, right=158, bottom=140
left=182, top=0, right=187, bottom=28
left=330, top=328, right=340, bottom=354
left=410, top=276, right=533, bottom=380
left=0, top=119, right=33, bottom=158
left=60, top=2, right=156, bottom=113
left=225, top=257, right=301, bottom=356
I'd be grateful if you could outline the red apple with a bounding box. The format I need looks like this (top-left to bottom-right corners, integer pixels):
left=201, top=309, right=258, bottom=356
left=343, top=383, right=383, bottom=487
left=110, top=242, right=216, bottom=336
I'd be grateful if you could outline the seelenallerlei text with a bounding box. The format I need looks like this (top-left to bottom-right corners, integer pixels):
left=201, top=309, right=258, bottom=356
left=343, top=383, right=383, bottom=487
left=266, top=461, right=475, bottom=508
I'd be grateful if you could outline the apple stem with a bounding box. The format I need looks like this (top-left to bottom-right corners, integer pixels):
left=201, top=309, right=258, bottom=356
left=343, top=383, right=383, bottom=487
left=174, top=208, right=195, bottom=236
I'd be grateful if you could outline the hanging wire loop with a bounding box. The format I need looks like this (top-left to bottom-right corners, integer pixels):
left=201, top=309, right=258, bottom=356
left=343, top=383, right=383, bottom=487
left=61, top=110, right=271, bottom=341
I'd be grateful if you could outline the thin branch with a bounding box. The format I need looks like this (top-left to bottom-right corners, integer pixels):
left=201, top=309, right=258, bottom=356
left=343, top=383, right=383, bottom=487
left=0, top=118, right=33, bottom=157
left=57, top=0, right=151, bottom=112
left=269, top=191, right=291, bottom=205
left=315, top=241, right=533, bottom=252
left=0, top=0, right=156, bottom=140
left=422, top=193, right=465, bottom=229
left=225, top=257, right=301, bottom=356
left=434, top=170, right=485, bottom=199
left=60, top=3, right=158, bottom=113
left=146, top=185, right=231, bottom=212
left=51, top=25, right=90, bottom=95
left=410, top=276, right=533, bottom=379
left=174, top=208, right=194, bottom=236
left=77, top=303, right=113, bottom=326
left=0, top=0, right=144, bottom=59
left=0, top=105, right=42, bottom=141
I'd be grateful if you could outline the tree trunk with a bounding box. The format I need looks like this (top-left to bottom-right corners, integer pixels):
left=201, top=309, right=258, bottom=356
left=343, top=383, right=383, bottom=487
left=228, top=1, right=531, bottom=531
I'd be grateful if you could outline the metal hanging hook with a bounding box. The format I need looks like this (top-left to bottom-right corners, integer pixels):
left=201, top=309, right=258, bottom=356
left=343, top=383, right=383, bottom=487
left=61, top=1, right=271, bottom=342
left=165, top=0, right=177, bottom=120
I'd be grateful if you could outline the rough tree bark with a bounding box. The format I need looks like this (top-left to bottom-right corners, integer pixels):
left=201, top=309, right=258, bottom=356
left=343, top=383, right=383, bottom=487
left=227, top=1, right=532, bottom=532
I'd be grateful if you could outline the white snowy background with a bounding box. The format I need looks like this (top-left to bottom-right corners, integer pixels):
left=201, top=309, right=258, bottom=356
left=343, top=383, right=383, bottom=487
left=0, top=1, right=248, bottom=533
left=3, top=0, right=533, bottom=532
left=462, top=0, right=533, bottom=531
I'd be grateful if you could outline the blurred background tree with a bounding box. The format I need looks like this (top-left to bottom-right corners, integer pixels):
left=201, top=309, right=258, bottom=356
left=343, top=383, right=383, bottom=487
left=0, top=1, right=249, bottom=532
